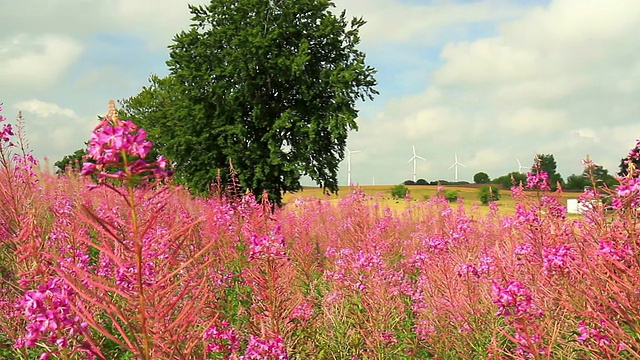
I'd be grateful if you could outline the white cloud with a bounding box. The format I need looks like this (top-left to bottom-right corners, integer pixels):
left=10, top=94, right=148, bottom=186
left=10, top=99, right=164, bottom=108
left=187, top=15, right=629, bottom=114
left=0, top=35, right=83, bottom=90
left=499, top=108, right=569, bottom=135
left=571, top=128, right=599, bottom=143
left=0, top=0, right=208, bottom=50
left=345, top=0, right=640, bottom=184
left=9, top=99, right=95, bottom=166
left=15, top=99, right=79, bottom=119
left=336, top=0, right=529, bottom=46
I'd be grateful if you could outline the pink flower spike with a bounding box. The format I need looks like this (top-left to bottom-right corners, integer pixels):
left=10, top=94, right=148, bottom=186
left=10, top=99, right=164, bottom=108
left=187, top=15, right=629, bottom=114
left=81, top=162, right=96, bottom=176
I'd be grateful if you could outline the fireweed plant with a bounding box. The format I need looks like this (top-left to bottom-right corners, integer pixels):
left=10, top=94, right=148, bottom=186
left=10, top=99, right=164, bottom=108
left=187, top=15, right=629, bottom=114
left=2, top=98, right=640, bottom=359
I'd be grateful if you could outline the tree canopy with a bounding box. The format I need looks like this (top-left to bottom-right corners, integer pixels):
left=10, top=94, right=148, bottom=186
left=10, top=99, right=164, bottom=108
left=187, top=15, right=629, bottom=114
left=565, top=164, right=617, bottom=190
left=121, top=0, right=377, bottom=204
left=473, top=172, right=489, bottom=184
left=491, top=172, right=526, bottom=189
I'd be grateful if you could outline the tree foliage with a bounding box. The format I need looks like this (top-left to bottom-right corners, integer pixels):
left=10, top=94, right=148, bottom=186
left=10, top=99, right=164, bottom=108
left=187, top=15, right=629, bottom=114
left=54, top=148, right=87, bottom=175
left=121, top=0, right=377, bottom=205
left=565, top=174, right=588, bottom=191
left=492, top=172, right=526, bottom=189
left=565, top=164, right=617, bottom=190
left=473, top=172, right=489, bottom=184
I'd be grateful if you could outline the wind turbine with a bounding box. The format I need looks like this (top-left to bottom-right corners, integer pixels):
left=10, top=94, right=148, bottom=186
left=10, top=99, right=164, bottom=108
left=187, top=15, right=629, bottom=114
left=448, top=154, right=466, bottom=181
left=407, top=145, right=426, bottom=182
left=516, top=158, right=527, bottom=173
left=345, top=147, right=361, bottom=186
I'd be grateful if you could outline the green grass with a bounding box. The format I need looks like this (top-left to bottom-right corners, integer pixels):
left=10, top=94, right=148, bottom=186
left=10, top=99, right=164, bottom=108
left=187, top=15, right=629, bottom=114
left=285, top=184, right=582, bottom=216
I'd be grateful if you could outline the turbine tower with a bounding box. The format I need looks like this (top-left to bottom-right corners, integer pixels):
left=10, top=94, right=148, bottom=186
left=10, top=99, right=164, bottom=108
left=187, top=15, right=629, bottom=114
left=407, top=145, right=426, bottom=182
left=346, top=147, right=361, bottom=186
left=516, top=158, right=527, bottom=173
left=448, top=154, right=466, bottom=181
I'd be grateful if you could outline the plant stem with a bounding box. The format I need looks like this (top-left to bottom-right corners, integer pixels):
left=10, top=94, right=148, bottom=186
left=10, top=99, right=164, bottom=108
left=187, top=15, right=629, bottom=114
left=124, top=152, right=151, bottom=360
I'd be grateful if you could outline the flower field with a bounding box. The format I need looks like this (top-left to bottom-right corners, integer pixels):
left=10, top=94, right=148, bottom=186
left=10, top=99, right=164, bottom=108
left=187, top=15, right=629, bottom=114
left=1, top=103, right=640, bottom=359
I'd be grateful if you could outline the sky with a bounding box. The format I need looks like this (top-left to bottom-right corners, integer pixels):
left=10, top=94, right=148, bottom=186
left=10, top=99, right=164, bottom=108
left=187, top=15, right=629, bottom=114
left=2, top=0, right=640, bottom=186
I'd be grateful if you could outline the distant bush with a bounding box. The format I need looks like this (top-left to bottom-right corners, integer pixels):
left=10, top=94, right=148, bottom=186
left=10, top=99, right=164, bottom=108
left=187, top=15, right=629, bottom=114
left=444, top=190, right=458, bottom=202
left=492, top=172, right=526, bottom=188
left=403, top=180, right=416, bottom=185
left=391, top=184, right=410, bottom=199
left=415, top=179, right=428, bottom=185
left=479, top=185, right=500, bottom=204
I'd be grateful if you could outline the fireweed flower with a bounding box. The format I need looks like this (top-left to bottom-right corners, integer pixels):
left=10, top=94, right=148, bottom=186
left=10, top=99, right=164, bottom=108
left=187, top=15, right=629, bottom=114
left=542, top=244, right=574, bottom=275
left=455, top=263, right=479, bottom=278
left=0, top=103, right=14, bottom=144
left=204, top=321, right=240, bottom=355
left=540, top=195, right=566, bottom=219
left=248, top=226, right=288, bottom=261
left=526, top=171, right=551, bottom=191
left=241, top=335, right=288, bottom=359
left=14, top=278, right=90, bottom=357
left=491, top=280, right=541, bottom=318
left=577, top=320, right=612, bottom=347
left=290, top=300, right=314, bottom=325
left=513, top=331, right=545, bottom=358
left=81, top=101, right=169, bottom=181
left=597, top=238, right=633, bottom=262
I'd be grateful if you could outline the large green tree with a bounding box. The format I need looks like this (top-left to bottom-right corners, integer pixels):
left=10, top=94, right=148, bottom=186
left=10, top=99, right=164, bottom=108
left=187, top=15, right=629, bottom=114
left=491, top=172, right=526, bottom=189
left=473, top=172, right=489, bottom=184
left=565, top=164, right=617, bottom=190
left=122, top=0, right=377, bottom=204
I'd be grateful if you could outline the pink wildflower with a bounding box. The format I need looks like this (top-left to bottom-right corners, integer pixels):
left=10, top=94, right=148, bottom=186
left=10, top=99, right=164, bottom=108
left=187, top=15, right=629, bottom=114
left=204, top=321, right=240, bottom=354
left=82, top=106, right=169, bottom=181
left=526, top=171, right=551, bottom=191
left=542, top=244, right=574, bottom=275
left=491, top=280, right=540, bottom=318
left=248, top=226, right=288, bottom=261
left=241, top=335, right=288, bottom=359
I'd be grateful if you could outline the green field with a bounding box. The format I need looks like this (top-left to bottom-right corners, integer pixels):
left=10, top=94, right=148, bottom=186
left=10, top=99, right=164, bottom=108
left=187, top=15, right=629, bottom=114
left=285, top=184, right=582, bottom=215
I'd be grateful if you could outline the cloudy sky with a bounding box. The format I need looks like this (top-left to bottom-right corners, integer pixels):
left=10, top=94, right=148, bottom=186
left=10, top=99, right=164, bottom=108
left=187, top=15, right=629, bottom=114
left=2, top=0, right=639, bottom=186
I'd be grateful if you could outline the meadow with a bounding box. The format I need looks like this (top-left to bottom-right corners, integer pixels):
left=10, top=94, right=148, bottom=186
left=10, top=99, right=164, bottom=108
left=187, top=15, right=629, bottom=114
left=1, top=107, right=639, bottom=360
left=286, top=184, right=583, bottom=216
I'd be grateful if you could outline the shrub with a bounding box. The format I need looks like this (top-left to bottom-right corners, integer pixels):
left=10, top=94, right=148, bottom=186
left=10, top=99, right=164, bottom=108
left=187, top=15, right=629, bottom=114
left=444, top=190, right=458, bottom=202
left=390, top=184, right=409, bottom=199
left=415, top=178, right=428, bottom=185
left=403, top=180, right=416, bottom=185
left=478, top=185, right=500, bottom=204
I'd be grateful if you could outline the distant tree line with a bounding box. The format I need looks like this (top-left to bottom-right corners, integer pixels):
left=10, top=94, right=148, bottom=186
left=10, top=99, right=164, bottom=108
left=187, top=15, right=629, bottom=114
left=400, top=153, right=623, bottom=191
left=403, top=179, right=470, bottom=186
